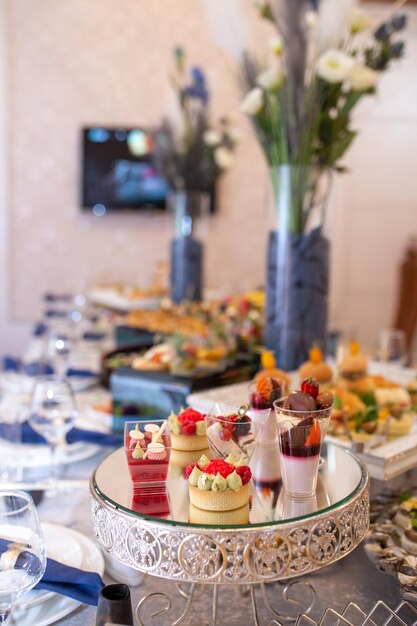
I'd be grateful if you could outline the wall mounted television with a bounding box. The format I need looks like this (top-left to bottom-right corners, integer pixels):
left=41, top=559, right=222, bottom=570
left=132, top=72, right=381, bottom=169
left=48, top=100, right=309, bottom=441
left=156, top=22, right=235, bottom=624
left=81, top=127, right=170, bottom=212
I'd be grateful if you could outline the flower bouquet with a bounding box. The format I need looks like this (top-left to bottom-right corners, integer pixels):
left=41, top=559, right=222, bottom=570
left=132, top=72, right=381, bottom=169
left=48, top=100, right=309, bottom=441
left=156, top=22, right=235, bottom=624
left=154, top=47, right=238, bottom=303
left=240, top=1, right=407, bottom=369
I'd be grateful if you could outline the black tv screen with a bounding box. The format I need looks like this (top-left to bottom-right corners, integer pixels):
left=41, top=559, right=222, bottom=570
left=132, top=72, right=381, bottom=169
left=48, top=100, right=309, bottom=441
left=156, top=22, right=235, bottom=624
left=81, top=127, right=170, bottom=212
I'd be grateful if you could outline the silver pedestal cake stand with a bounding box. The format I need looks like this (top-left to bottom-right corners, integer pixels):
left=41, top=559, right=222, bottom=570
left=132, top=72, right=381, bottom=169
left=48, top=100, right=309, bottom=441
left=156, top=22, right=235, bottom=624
left=90, top=443, right=370, bottom=625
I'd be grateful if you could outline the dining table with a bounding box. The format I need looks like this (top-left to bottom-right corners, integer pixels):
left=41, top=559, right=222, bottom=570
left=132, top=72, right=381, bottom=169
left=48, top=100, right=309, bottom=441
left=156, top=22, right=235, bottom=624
left=2, top=330, right=417, bottom=625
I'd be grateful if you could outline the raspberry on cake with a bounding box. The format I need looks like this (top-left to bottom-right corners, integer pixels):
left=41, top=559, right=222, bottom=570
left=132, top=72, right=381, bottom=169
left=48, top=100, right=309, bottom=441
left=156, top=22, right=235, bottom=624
left=168, top=407, right=209, bottom=452
left=187, top=456, right=252, bottom=524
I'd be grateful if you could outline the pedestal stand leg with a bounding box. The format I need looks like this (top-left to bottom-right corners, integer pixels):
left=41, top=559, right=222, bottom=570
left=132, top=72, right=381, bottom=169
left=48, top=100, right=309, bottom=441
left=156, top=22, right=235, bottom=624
left=134, top=580, right=316, bottom=626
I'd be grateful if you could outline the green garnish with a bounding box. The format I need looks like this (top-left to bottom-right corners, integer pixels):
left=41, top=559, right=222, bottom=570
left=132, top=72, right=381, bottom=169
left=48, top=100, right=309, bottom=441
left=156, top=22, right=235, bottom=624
left=400, top=491, right=412, bottom=503
left=333, top=395, right=342, bottom=410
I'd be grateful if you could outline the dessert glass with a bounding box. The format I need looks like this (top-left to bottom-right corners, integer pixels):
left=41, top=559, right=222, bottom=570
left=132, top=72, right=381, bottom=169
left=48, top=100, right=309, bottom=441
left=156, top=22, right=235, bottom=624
left=124, top=419, right=171, bottom=487
left=205, top=402, right=262, bottom=465
left=273, top=399, right=332, bottom=498
left=248, top=377, right=288, bottom=443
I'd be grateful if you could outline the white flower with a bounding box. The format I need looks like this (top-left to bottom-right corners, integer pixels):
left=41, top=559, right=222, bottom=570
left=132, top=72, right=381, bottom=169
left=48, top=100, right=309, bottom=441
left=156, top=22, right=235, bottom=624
left=348, top=64, right=378, bottom=91
left=240, top=87, right=264, bottom=115
left=270, top=35, right=284, bottom=56
left=214, top=147, right=233, bottom=170
left=227, top=127, right=242, bottom=144
left=203, top=129, right=222, bottom=146
left=305, top=10, right=318, bottom=29
left=256, top=67, right=284, bottom=90
left=348, top=7, right=372, bottom=34
left=316, top=49, right=355, bottom=83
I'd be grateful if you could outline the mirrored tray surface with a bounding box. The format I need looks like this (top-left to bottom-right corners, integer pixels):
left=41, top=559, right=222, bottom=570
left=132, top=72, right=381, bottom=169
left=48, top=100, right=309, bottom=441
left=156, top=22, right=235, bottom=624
left=91, top=443, right=369, bottom=585
left=92, top=443, right=366, bottom=529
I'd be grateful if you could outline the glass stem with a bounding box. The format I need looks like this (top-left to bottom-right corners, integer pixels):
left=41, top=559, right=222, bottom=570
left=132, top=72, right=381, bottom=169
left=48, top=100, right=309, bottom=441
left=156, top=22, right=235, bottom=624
left=49, top=441, right=60, bottom=492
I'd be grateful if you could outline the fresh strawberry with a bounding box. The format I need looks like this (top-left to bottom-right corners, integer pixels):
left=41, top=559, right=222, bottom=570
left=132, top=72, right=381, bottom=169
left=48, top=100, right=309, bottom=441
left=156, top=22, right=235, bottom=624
left=178, top=408, right=204, bottom=424
left=301, top=377, right=319, bottom=399
left=204, top=459, right=235, bottom=478
left=185, top=463, right=197, bottom=478
left=181, top=421, right=196, bottom=435
left=219, top=428, right=231, bottom=441
left=236, top=465, right=252, bottom=485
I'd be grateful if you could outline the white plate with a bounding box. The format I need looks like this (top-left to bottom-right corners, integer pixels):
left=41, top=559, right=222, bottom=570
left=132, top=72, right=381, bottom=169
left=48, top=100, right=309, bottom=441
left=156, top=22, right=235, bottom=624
left=0, top=440, right=102, bottom=469
left=16, top=523, right=84, bottom=609
left=12, top=525, right=105, bottom=626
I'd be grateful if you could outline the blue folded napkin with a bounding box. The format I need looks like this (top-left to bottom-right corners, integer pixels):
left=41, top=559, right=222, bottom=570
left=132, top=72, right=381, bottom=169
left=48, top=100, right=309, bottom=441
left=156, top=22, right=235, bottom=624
left=36, top=558, right=104, bottom=605
left=0, top=420, right=122, bottom=447
left=24, top=362, right=54, bottom=376
left=44, top=310, right=69, bottom=318
left=82, top=331, right=106, bottom=341
left=44, top=292, right=72, bottom=303
left=3, top=357, right=54, bottom=376
left=67, top=367, right=97, bottom=378
left=3, top=356, right=22, bottom=372
left=0, top=539, right=103, bottom=606
left=32, top=322, right=49, bottom=337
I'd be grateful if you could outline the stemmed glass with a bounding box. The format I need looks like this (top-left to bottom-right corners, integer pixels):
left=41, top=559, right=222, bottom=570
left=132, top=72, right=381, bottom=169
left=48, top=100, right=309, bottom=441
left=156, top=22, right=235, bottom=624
left=46, top=330, right=74, bottom=378
left=377, top=329, right=407, bottom=378
left=0, top=490, right=46, bottom=622
left=29, top=377, right=77, bottom=493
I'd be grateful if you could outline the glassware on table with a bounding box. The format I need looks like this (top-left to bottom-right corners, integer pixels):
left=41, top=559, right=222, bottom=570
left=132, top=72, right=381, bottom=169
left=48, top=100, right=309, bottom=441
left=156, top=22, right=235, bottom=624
left=124, top=420, right=171, bottom=487
left=376, top=329, right=407, bottom=376
left=0, top=490, right=46, bottom=623
left=0, top=398, right=25, bottom=483
left=248, top=377, right=288, bottom=443
left=29, top=377, right=77, bottom=493
left=205, top=402, right=261, bottom=465
left=46, top=330, right=75, bottom=378
left=273, top=398, right=332, bottom=498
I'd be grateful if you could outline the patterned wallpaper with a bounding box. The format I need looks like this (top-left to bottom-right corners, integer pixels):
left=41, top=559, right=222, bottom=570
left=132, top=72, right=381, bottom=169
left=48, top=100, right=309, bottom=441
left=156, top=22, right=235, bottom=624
left=6, top=0, right=269, bottom=320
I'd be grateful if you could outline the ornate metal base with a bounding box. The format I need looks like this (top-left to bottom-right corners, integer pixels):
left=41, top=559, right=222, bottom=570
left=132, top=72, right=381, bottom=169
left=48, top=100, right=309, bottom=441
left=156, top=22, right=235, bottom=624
left=135, top=579, right=316, bottom=626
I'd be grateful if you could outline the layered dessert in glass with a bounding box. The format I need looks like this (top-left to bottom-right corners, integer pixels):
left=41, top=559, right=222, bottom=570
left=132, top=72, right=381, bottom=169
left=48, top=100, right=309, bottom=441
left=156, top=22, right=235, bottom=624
left=124, top=420, right=171, bottom=485
left=274, top=379, right=333, bottom=498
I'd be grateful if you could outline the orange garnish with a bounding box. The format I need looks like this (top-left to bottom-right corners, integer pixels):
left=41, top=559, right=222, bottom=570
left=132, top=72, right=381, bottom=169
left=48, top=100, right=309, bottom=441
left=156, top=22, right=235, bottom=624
left=309, top=347, right=322, bottom=365
left=349, top=340, right=360, bottom=356
left=305, top=419, right=321, bottom=446
left=261, top=351, right=276, bottom=370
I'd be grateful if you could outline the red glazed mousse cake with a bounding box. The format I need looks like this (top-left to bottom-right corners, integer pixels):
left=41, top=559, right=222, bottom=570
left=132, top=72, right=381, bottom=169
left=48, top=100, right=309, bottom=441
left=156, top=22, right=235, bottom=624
left=186, top=455, right=252, bottom=524
left=125, top=421, right=171, bottom=484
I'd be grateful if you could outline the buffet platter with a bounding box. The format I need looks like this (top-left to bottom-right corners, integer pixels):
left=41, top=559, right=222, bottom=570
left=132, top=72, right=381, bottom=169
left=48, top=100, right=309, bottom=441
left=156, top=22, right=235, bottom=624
left=90, top=443, right=369, bottom=585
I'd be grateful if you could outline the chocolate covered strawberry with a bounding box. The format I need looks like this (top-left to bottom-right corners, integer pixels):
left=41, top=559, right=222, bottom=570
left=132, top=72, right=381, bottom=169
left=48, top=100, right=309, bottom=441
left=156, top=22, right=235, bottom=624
left=301, top=377, right=319, bottom=399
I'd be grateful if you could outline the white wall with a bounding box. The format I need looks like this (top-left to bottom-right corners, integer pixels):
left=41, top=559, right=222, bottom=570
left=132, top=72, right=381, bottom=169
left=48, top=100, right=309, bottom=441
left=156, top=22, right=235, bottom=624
left=0, top=1, right=416, bottom=357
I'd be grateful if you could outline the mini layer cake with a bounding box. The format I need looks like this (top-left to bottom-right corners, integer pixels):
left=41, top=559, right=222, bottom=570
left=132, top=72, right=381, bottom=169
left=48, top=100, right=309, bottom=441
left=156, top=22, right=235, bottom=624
left=169, top=408, right=208, bottom=452
left=186, top=456, right=251, bottom=525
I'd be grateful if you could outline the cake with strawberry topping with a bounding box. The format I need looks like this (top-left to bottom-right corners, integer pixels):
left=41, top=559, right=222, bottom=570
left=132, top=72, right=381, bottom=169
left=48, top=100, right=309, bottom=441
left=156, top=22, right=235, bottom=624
left=186, top=456, right=252, bottom=524
left=168, top=408, right=209, bottom=451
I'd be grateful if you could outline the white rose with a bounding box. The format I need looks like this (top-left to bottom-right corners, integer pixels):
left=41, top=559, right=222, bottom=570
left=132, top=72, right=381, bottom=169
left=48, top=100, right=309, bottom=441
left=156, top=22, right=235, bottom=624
left=316, top=49, right=355, bottom=84
left=270, top=35, right=284, bottom=56
left=203, top=129, right=222, bottom=146
left=214, top=147, right=233, bottom=170
left=348, top=65, right=378, bottom=91
left=256, top=67, right=284, bottom=90
left=348, top=7, right=372, bottom=34
left=240, top=87, right=264, bottom=116
left=305, top=10, right=318, bottom=29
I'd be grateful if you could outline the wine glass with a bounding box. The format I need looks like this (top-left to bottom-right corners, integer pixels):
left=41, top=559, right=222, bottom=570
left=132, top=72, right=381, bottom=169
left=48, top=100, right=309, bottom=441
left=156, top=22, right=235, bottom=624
left=46, top=330, right=74, bottom=378
left=377, top=329, right=407, bottom=379
left=0, top=490, right=46, bottom=622
left=29, top=377, right=77, bottom=493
